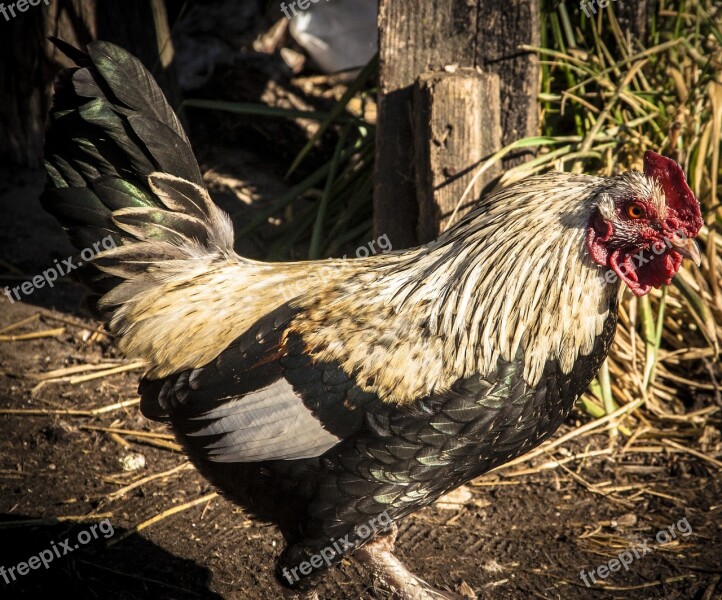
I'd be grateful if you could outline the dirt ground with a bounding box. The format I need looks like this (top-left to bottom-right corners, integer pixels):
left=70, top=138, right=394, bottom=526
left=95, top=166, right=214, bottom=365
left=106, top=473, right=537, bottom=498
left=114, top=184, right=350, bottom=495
left=1, top=166, right=721, bottom=600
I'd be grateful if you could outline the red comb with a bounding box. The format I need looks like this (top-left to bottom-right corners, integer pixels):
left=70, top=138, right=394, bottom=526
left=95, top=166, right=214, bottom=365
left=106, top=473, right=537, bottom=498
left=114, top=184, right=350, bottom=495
left=643, top=151, right=703, bottom=234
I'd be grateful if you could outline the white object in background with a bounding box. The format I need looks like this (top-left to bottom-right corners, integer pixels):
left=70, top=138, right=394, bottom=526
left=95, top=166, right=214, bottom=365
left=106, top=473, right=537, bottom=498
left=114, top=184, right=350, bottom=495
left=289, top=0, right=378, bottom=73
left=120, top=452, right=146, bottom=471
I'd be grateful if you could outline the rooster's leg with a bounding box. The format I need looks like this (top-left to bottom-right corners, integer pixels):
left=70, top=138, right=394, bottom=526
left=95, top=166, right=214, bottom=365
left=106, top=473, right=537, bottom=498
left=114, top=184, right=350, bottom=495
left=355, top=524, right=462, bottom=600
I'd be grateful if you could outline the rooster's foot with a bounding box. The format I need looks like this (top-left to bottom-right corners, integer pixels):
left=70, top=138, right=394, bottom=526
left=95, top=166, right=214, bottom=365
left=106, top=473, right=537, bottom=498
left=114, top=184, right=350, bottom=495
left=355, top=524, right=464, bottom=600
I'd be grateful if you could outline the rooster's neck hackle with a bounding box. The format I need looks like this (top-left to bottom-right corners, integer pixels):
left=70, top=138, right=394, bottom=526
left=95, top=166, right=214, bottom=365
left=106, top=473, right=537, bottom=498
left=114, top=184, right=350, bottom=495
left=296, top=172, right=625, bottom=403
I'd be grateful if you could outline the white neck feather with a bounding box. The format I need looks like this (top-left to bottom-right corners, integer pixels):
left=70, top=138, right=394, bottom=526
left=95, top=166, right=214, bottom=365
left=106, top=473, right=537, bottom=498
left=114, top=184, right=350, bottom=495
left=391, top=172, right=622, bottom=386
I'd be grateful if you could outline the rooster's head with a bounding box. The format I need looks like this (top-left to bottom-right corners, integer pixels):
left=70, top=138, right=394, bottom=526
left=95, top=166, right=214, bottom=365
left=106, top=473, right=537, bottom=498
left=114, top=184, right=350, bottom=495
left=587, top=151, right=703, bottom=296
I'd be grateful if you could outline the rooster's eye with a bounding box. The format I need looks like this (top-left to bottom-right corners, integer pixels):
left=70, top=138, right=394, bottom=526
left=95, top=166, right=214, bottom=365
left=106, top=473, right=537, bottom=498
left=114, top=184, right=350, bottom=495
left=625, top=203, right=645, bottom=219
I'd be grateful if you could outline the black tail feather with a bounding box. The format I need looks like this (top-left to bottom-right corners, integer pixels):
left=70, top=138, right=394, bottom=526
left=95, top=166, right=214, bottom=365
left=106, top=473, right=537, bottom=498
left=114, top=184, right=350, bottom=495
left=42, top=40, right=214, bottom=310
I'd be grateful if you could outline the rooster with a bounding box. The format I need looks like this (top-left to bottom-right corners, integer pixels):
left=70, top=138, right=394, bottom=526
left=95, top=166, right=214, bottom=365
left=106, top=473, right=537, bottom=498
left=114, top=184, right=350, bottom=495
left=42, top=41, right=702, bottom=599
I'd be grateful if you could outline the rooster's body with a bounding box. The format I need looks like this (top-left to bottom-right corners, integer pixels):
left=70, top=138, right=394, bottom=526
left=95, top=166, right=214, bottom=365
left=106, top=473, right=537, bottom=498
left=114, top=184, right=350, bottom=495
left=42, top=41, right=702, bottom=598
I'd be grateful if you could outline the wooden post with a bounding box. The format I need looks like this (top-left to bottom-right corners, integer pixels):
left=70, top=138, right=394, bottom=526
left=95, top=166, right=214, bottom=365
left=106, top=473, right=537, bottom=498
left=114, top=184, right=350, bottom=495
left=474, top=0, right=540, bottom=157
left=414, top=70, right=501, bottom=242
left=375, top=0, right=540, bottom=248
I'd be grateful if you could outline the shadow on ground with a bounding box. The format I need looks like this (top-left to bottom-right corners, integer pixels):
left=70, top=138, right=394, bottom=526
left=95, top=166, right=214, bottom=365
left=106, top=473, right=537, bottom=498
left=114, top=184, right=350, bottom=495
left=0, top=515, right=221, bottom=599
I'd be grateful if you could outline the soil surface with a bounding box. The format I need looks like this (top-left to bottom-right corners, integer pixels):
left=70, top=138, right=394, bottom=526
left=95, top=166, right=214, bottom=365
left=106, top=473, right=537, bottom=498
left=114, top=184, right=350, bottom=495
left=1, top=169, right=721, bottom=600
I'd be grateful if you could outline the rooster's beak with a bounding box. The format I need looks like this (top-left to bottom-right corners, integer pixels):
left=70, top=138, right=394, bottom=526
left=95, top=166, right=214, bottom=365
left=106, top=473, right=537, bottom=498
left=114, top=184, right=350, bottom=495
left=671, top=237, right=701, bottom=267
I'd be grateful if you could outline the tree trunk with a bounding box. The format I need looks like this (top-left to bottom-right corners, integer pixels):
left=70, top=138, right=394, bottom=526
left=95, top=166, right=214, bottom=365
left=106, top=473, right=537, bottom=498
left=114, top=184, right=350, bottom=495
left=475, top=0, right=540, bottom=156
left=375, top=0, right=540, bottom=249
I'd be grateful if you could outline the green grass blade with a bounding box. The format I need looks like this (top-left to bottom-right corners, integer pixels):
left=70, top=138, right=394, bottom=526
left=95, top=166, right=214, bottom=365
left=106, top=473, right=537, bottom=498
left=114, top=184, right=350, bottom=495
left=309, top=123, right=352, bottom=259
left=285, top=54, right=379, bottom=178
left=182, top=99, right=336, bottom=121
